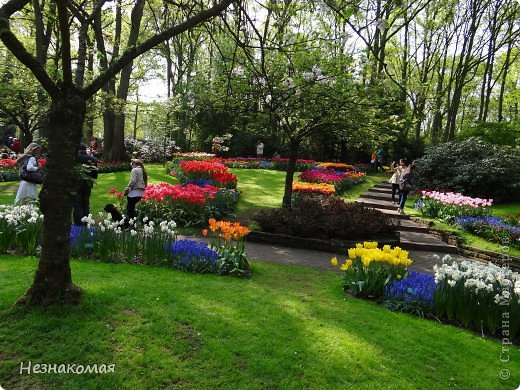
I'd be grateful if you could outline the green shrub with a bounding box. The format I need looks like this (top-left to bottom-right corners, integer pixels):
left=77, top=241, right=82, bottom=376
left=414, top=138, right=520, bottom=202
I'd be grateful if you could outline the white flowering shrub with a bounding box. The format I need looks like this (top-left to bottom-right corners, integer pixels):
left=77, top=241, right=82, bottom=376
left=71, top=214, right=177, bottom=266
left=124, top=138, right=180, bottom=163
left=0, top=204, right=43, bottom=255
left=434, top=256, right=520, bottom=338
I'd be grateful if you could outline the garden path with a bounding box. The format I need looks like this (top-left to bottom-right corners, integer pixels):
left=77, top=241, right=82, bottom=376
left=180, top=234, right=468, bottom=274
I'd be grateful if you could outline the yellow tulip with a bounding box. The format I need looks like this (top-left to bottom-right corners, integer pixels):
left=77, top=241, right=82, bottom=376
left=330, top=257, right=338, bottom=266
left=348, top=248, right=357, bottom=260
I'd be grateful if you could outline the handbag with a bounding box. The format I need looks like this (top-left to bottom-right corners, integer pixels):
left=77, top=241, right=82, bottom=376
left=20, top=158, right=43, bottom=184
left=399, top=179, right=412, bottom=191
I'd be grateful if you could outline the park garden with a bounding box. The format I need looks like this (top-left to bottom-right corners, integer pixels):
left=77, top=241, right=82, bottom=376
left=1, top=0, right=519, bottom=388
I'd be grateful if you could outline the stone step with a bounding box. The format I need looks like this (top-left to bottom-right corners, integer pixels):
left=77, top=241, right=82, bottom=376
left=399, top=231, right=458, bottom=253
left=374, top=182, right=393, bottom=189
left=362, top=192, right=395, bottom=201
left=389, top=218, right=430, bottom=233
left=356, top=198, right=398, bottom=211
left=367, top=187, right=394, bottom=194
left=356, top=203, right=411, bottom=220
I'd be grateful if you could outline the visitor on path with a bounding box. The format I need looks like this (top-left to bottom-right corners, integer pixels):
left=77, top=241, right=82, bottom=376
left=375, top=146, right=386, bottom=172
left=370, top=151, right=377, bottom=172
left=90, top=137, right=99, bottom=155
left=124, top=159, right=148, bottom=222
left=73, top=143, right=99, bottom=226
left=371, top=147, right=386, bottom=173
left=14, top=143, right=43, bottom=205
left=256, top=140, right=264, bottom=158
left=388, top=161, right=403, bottom=204
left=397, top=159, right=415, bottom=214
left=11, top=138, right=21, bottom=154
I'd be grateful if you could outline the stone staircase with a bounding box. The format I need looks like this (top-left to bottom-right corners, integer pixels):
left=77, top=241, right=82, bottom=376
left=356, top=182, right=458, bottom=253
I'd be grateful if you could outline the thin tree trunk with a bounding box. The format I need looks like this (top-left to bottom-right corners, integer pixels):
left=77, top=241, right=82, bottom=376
left=282, top=138, right=299, bottom=209
left=498, top=26, right=513, bottom=122
left=112, top=0, right=145, bottom=161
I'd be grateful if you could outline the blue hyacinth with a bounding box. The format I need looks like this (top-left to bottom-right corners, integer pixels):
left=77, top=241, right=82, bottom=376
left=258, top=161, right=272, bottom=168
left=455, top=216, right=520, bottom=234
left=70, top=225, right=95, bottom=247
left=385, top=271, right=436, bottom=304
left=170, top=239, right=220, bottom=273
left=184, top=179, right=213, bottom=187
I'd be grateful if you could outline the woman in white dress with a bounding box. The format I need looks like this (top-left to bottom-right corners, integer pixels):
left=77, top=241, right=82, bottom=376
left=15, top=143, right=43, bottom=205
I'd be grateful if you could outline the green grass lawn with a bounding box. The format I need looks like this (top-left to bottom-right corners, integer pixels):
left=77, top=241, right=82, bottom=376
left=1, top=254, right=518, bottom=389
left=230, top=168, right=288, bottom=215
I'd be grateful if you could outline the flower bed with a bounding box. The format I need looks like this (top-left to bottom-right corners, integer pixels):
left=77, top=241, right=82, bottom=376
left=176, top=160, right=237, bottom=189
left=271, top=158, right=314, bottom=172
left=299, top=170, right=366, bottom=194
left=455, top=216, right=520, bottom=249
left=170, top=239, right=221, bottom=273
left=140, top=183, right=238, bottom=227
left=332, top=242, right=413, bottom=299
left=415, top=190, right=493, bottom=224
left=0, top=158, right=18, bottom=182
left=203, top=218, right=251, bottom=277
left=315, top=162, right=355, bottom=171
left=292, top=181, right=335, bottom=197
left=0, top=204, right=43, bottom=254
left=383, top=271, right=436, bottom=315
left=172, top=152, right=216, bottom=161
left=433, top=259, right=519, bottom=338
left=254, top=197, right=395, bottom=241
left=334, top=249, right=520, bottom=340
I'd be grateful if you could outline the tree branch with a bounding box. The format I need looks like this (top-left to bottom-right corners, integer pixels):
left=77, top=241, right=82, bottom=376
left=0, top=3, right=59, bottom=97
left=83, top=0, right=237, bottom=98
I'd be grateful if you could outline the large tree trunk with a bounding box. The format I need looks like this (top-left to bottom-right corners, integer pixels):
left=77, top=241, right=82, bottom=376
left=18, top=92, right=86, bottom=306
left=111, top=0, right=145, bottom=161
left=282, top=139, right=299, bottom=209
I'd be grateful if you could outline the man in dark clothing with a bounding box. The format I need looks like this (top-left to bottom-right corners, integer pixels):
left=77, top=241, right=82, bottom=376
left=73, top=143, right=99, bottom=226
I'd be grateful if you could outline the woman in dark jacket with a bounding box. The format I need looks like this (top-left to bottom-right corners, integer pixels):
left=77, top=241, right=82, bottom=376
left=397, top=159, right=415, bottom=214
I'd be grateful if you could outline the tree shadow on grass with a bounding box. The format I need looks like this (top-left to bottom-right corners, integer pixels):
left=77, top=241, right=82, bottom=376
left=0, top=258, right=518, bottom=389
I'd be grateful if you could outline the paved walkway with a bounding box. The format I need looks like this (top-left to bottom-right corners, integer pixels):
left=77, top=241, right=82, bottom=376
left=181, top=234, right=467, bottom=275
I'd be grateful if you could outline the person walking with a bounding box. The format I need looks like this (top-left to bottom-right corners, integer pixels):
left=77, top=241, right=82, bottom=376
left=375, top=146, right=386, bottom=172
left=388, top=161, right=403, bottom=204
left=397, top=159, right=415, bottom=214
left=14, top=143, right=43, bottom=204
left=255, top=140, right=264, bottom=158
left=73, top=143, right=99, bottom=226
left=124, top=159, right=148, bottom=222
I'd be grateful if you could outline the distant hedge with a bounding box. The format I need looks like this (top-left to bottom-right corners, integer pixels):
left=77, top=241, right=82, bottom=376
left=413, top=138, right=520, bottom=202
